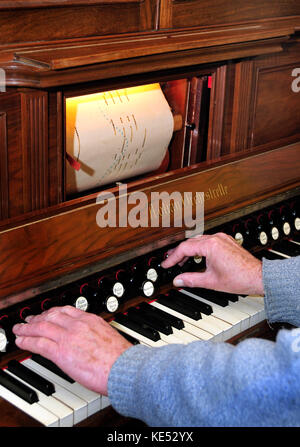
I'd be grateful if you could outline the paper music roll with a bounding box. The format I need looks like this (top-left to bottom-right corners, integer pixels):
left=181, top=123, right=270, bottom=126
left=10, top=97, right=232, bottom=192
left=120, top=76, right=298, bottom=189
left=66, top=83, right=174, bottom=194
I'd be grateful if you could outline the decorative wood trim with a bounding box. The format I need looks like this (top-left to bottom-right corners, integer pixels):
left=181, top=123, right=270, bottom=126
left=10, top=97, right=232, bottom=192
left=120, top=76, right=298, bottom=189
left=48, top=91, right=63, bottom=206
left=2, top=37, right=286, bottom=89
left=0, top=112, right=9, bottom=220
left=159, top=0, right=173, bottom=28
left=0, top=0, right=142, bottom=8
left=21, top=92, right=49, bottom=213
left=248, top=43, right=300, bottom=147
left=230, top=60, right=255, bottom=152
left=140, top=0, right=157, bottom=31
left=206, top=65, right=227, bottom=160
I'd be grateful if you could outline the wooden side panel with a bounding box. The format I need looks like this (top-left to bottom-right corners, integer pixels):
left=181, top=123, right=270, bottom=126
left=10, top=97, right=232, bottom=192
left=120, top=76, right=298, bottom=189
left=0, top=112, right=8, bottom=220
left=251, top=53, right=300, bottom=147
left=48, top=91, right=63, bottom=206
left=206, top=65, right=227, bottom=160
left=228, top=60, right=255, bottom=153
left=0, top=0, right=157, bottom=46
left=221, top=41, right=300, bottom=154
left=0, top=143, right=299, bottom=299
left=159, top=0, right=300, bottom=29
left=21, top=92, right=49, bottom=213
left=0, top=90, right=56, bottom=218
left=0, top=93, right=24, bottom=218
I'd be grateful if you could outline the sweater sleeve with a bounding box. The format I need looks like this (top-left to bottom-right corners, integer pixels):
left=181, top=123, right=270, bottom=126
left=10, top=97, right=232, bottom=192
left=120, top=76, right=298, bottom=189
left=108, top=256, right=300, bottom=426
left=263, top=256, right=300, bottom=326
left=108, top=331, right=300, bottom=426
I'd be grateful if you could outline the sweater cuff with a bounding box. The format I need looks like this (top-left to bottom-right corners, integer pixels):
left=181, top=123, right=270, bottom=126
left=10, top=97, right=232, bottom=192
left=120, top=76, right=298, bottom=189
left=107, top=344, right=152, bottom=419
left=262, top=256, right=300, bottom=327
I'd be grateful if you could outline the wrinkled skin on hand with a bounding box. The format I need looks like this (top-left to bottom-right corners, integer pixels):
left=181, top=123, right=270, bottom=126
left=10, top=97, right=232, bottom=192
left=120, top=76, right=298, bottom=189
left=13, top=306, right=132, bottom=396
left=162, top=233, right=264, bottom=296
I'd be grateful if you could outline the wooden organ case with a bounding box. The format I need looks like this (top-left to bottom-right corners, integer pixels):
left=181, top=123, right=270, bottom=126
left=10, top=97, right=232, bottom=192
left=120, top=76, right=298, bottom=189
left=0, top=0, right=300, bottom=427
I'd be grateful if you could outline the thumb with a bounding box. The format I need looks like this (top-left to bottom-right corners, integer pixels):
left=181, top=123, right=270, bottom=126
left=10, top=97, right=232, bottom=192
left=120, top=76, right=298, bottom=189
left=173, top=271, right=213, bottom=289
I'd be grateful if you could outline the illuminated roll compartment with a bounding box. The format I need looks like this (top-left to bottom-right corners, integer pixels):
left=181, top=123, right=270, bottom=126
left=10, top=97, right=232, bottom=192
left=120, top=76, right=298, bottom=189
left=65, top=83, right=175, bottom=194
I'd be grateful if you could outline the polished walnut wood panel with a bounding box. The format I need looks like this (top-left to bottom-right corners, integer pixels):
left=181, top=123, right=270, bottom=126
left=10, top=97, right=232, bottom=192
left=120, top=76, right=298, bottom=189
left=221, top=39, right=300, bottom=154
left=48, top=91, right=64, bottom=206
left=0, top=143, right=299, bottom=302
left=159, top=0, right=300, bottom=29
left=0, top=0, right=156, bottom=46
left=251, top=43, right=300, bottom=147
left=11, top=26, right=289, bottom=71
left=206, top=65, right=227, bottom=160
left=2, top=36, right=287, bottom=90
left=0, top=93, right=25, bottom=218
left=0, top=0, right=144, bottom=7
left=0, top=91, right=61, bottom=217
left=21, top=92, right=49, bottom=213
left=0, top=113, right=8, bottom=221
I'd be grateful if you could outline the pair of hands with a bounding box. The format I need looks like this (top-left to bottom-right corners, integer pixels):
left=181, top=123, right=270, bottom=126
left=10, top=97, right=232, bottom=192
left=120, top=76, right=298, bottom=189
left=13, top=233, right=263, bottom=396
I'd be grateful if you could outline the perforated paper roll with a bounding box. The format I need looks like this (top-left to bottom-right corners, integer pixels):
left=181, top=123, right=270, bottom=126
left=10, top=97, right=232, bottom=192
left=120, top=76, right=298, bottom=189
left=66, top=83, right=174, bottom=194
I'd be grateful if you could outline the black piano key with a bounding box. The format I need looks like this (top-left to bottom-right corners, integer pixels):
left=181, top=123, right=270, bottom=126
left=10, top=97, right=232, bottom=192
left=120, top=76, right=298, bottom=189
left=116, top=329, right=140, bottom=345
left=156, top=294, right=202, bottom=320
left=183, top=287, right=228, bottom=307
left=272, top=240, right=300, bottom=257
left=291, top=234, right=300, bottom=243
left=31, top=355, right=75, bottom=384
left=7, top=360, right=55, bottom=396
left=169, top=289, right=213, bottom=314
left=0, top=369, right=39, bottom=404
left=169, top=289, right=213, bottom=315
left=114, top=313, right=161, bottom=342
left=127, top=307, right=173, bottom=335
left=255, top=250, right=282, bottom=260
left=138, top=302, right=185, bottom=330
left=216, top=291, right=239, bottom=303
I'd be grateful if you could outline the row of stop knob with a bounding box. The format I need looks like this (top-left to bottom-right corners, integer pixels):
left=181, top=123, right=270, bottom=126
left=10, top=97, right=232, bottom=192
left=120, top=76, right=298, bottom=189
left=226, top=202, right=299, bottom=248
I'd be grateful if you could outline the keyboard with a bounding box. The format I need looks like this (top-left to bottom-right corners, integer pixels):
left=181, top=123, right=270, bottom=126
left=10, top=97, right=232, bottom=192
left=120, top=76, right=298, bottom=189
left=111, top=289, right=266, bottom=346
left=0, top=235, right=298, bottom=426
left=0, top=354, right=108, bottom=427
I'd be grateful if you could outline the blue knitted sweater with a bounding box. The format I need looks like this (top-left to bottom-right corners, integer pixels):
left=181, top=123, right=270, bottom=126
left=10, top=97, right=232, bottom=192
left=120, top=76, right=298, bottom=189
left=108, top=256, right=300, bottom=426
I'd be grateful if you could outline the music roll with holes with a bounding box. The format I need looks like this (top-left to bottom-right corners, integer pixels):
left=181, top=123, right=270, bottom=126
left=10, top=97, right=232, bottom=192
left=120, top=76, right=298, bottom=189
left=65, top=83, right=174, bottom=194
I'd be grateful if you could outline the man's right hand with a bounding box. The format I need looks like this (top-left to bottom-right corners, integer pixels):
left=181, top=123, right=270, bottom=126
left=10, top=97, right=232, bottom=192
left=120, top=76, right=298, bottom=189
left=161, top=233, right=264, bottom=296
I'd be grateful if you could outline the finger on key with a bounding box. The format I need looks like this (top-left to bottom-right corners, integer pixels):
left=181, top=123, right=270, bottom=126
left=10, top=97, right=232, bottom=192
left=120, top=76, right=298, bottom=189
left=15, top=335, right=58, bottom=359
left=27, top=307, right=77, bottom=329
left=162, top=236, right=212, bottom=268
left=13, top=319, right=66, bottom=342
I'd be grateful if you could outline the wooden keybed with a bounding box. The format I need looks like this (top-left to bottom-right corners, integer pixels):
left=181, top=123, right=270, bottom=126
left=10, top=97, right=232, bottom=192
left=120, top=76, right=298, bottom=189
left=0, top=0, right=299, bottom=427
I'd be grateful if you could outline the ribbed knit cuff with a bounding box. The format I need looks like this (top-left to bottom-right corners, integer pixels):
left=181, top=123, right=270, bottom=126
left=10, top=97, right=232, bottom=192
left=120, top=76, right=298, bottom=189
left=263, top=257, right=300, bottom=327
left=107, top=344, right=152, bottom=419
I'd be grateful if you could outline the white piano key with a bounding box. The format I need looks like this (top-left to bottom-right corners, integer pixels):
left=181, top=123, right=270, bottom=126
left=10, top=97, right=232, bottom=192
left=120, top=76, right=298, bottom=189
left=158, top=331, right=186, bottom=344
left=180, top=319, right=216, bottom=340
left=173, top=289, right=234, bottom=340
left=186, top=314, right=224, bottom=342
left=241, top=295, right=266, bottom=321
left=178, top=290, right=242, bottom=338
left=179, top=289, right=248, bottom=336
left=172, top=327, right=200, bottom=343
left=4, top=369, right=74, bottom=427
left=268, top=249, right=290, bottom=259
left=290, top=239, right=300, bottom=246
left=110, top=321, right=168, bottom=347
left=0, top=382, right=59, bottom=427
left=200, top=314, right=233, bottom=341
left=22, top=359, right=93, bottom=422
left=227, top=298, right=262, bottom=326
left=101, top=395, right=110, bottom=409
left=23, top=360, right=87, bottom=425
left=240, top=295, right=265, bottom=309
